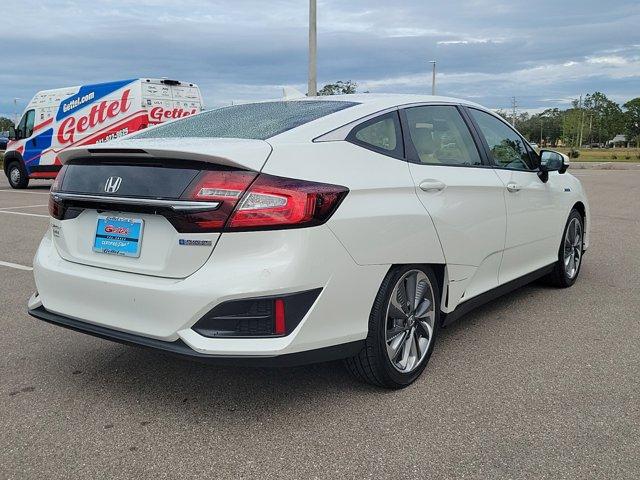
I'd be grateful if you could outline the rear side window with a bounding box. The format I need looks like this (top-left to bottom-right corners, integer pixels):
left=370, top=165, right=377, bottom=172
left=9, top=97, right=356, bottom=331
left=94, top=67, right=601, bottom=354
left=347, top=112, right=403, bottom=158
left=403, top=106, right=482, bottom=166
left=133, top=100, right=358, bottom=140
left=468, top=108, right=533, bottom=170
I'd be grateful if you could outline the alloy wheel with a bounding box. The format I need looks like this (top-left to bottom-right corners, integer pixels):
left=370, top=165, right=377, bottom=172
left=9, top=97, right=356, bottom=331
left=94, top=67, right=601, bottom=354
left=385, top=270, right=435, bottom=373
left=10, top=166, right=21, bottom=185
left=564, top=217, right=582, bottom=279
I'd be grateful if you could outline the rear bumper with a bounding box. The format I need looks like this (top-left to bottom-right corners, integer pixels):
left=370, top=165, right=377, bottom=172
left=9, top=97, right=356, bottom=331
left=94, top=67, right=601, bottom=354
left=28, top=304, right=364, bottom=366
left=32, top=224, right=388, bottom=358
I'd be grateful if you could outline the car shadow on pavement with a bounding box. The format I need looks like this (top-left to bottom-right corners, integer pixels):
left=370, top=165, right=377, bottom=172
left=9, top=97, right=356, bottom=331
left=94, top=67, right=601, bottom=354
left=34, top=281, right=551, bottom=421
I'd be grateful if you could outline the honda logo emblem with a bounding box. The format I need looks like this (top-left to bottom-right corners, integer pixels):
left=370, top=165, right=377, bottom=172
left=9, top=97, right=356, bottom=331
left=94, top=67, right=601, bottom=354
left=104, top=176, right=122, bottom=193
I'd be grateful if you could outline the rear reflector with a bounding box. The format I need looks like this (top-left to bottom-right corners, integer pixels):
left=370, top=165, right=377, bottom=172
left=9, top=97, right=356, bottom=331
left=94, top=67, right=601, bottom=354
left=274, top=298, right=286, bottom=335
left=192, top=289, right=322, bottom=338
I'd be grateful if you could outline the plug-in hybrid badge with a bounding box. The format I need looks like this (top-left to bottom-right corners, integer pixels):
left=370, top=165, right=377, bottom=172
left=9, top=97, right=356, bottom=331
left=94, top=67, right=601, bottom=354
left=179, top=239, right=213, bottom=246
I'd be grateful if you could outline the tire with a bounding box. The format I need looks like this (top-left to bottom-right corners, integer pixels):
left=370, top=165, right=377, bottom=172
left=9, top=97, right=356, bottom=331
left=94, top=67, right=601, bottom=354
left=545, top=209, right=584, bottom=288
left=345, top=265, right=441, bottom=389
left=7, top=161, right=29, bottom=189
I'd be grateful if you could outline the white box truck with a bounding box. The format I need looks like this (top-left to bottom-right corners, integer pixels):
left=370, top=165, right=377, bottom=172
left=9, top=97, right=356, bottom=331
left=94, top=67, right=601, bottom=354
left=4, top=78, right=204, bottom=188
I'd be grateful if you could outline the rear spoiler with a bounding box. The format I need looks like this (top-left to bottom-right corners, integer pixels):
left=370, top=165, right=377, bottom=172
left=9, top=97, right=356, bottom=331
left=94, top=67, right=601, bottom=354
left=58, top=138, right=273, bottom=172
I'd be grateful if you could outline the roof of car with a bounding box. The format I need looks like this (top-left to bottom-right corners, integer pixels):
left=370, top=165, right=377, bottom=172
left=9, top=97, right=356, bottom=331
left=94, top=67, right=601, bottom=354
left=266, top=93, right=489, bottom=142
left=293, top=93, right=482, bottom=108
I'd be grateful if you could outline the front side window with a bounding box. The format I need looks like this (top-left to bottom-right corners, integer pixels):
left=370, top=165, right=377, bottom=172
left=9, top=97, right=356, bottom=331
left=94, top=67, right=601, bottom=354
left=348, top=112, right=403, bottom=158
left=403, top=106, right=482, bottom=166
left=25, top=110, right=36, bottom=138
left=468, top=108, right=533, bottom=170
left=16, top=112, right=28, bottom=139
left=133, top=100, right=358, bottom=140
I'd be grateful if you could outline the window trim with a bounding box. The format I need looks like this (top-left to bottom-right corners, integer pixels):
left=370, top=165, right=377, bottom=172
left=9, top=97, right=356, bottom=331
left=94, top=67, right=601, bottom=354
left=399, top=104, right=492, bottom=168
left=463, top=106, right=538, bottom=173
left=345, top=111, right=405, bottom=160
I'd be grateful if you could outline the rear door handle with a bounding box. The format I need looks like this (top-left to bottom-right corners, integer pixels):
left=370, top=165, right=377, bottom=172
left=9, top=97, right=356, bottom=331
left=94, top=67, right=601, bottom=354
left=506, top=182, right=520, bottom=193
left=419, top=179, right=446, bottom=192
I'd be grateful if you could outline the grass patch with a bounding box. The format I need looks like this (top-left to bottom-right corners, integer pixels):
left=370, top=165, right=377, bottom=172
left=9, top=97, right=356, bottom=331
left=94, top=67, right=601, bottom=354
left=557, top=147, right=640, bottom=162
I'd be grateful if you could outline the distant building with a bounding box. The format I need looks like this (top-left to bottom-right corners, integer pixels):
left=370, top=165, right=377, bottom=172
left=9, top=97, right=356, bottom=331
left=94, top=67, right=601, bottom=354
left=607, top=134, right=628, bottom=148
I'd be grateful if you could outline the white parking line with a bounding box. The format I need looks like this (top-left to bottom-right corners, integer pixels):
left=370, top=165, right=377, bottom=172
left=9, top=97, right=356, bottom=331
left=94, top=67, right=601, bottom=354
left=0, top=204, right=48, bottom=211
left=0, top=210, right=49, bottom=218
left=0, top=260, right=33, bottom=271
left=0, top=189, right=50, bottom=195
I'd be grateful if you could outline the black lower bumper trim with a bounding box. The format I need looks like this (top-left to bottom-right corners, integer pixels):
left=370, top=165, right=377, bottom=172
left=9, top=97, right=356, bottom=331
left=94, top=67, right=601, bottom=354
left=28, top=306, right=364, bottom=367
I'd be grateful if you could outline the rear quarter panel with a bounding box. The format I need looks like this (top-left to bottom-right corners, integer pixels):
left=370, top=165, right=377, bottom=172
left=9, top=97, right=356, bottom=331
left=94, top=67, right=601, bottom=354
left=262, top=141, right=445, bottom=266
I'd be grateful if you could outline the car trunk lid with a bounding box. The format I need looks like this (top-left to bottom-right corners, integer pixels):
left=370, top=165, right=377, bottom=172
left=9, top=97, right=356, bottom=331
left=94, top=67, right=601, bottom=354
left=50, top=139, right=272, bottom=278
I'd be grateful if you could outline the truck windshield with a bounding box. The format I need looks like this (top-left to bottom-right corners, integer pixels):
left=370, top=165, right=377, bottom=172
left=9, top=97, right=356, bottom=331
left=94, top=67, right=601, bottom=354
left=132, top=100, right=358, bottom=140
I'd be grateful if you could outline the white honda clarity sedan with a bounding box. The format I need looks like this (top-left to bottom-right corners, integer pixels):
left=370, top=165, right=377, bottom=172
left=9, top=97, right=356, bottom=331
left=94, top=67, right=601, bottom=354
left=29, top=94, right=589, bottom=388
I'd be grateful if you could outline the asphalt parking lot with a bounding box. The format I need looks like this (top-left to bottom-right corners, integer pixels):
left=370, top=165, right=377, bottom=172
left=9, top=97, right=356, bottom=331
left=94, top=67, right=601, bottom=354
left=1, top=170, right=638, bottom=479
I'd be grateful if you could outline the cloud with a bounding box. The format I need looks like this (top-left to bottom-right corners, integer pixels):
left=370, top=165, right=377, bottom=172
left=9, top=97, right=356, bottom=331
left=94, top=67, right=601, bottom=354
left=1, top=0, right=639, bottom=117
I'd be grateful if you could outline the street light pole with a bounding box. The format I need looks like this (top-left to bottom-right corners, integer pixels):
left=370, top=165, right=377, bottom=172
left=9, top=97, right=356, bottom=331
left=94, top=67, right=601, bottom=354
left=13, top=98, right=21, bottom=125
left=308, top=0, right=317, bottom=97
left=540, top=117, right=543, bottom=146
left=430, top=60, right=436, bottom=95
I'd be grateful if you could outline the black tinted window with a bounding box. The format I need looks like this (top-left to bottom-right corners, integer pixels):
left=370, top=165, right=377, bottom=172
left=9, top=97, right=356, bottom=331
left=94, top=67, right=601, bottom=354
left=133, top=100, right=358, bottom=140
left=469, top=108, right=533, bottom=170
left=404, top=106, right=482, bottom=166
left=25, top=110, right=35, bottom=138
left=348, top=112, right=403, bottom=158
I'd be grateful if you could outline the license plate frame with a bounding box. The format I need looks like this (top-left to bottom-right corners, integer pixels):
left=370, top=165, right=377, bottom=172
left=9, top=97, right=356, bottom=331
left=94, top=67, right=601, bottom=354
left=93, top=215, right=144, bottom=258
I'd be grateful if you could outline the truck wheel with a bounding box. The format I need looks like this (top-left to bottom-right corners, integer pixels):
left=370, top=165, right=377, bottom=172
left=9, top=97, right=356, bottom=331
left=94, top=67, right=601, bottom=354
left=7, top=161, right=29, bottom=189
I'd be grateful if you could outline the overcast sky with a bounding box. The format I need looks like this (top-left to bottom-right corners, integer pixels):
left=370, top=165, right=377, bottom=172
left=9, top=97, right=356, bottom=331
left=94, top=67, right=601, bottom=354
left=2, top=0, right=639, bottom=119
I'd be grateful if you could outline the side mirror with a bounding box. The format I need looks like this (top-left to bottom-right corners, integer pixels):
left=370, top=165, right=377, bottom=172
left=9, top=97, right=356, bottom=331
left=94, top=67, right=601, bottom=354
left=540, top=150, right=569, bottom=174
left=8, top=126, right=16, bottom=141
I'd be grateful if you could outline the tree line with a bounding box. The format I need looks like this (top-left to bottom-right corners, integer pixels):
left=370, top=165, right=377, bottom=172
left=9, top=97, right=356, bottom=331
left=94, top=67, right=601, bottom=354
left=495, top=92, right=640, bottom=148
left=318, top=83, right=640, bottom=149
left=3, top=86, right=638, bottom=148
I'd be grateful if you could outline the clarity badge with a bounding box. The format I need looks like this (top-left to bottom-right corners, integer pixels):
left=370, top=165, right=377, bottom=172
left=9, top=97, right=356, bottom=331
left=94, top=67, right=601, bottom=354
left=179, top=239, right=213, bottom=247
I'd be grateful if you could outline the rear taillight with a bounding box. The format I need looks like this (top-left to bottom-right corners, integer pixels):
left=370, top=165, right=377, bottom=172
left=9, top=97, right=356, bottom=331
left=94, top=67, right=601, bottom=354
left=48, top=166, right=347, bottom=232
left=51, top=165, right=67, bottom=192
left=175, top=171, right=347, bottom=233
left=228, top=174, right=348, bottom=231
left=173, top=170, right=258, bottom=232
left=49, top=166, right=68, bottom=219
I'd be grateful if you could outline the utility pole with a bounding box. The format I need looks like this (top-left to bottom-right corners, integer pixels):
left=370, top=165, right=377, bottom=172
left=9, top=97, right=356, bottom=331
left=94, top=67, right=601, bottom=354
left=308, top=0, right=317, bottom=97
left=578, top=94, right=585, bottom=147
left=540, top=117, right=543, bottom=146
left=511, top=97, right=517, bottom=127
left=430, top=60, right=436, bottom=95
left=578, top=95, right=584, bottom=148
left=13, top=98, right=21, bottom=125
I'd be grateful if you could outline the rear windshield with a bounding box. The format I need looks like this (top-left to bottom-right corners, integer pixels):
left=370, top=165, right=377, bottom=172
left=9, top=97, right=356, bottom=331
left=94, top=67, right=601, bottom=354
left=133, top=100, right=358, bottom=140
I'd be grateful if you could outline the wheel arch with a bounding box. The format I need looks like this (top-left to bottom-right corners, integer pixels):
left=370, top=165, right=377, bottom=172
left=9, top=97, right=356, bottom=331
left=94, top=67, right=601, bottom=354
left=3, top=150, right=24, bottom=175
left=572, top=201, right=586, bottom=224
left=386, top=262, right=447, bottom=316
left=571, top=201, right=588, bottom=250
